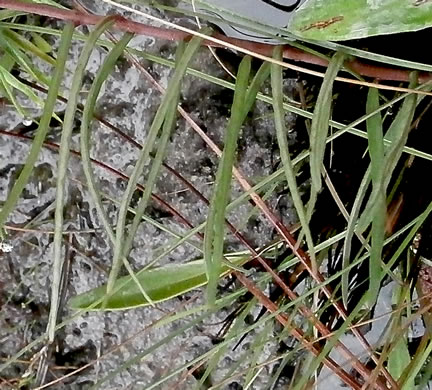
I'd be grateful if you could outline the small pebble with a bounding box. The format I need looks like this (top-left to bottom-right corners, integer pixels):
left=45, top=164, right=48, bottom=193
left=22, top=118, right=33, bottom=126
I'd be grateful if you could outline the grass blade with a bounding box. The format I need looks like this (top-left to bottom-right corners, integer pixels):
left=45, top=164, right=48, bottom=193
left=365, top=87, right=386, bottom=305
left=2, top=28, right=55, bottom=65
left=47, top=17, right=116, bottom=342
left=204, top=55, right=251, bottom=306
left=80, top=34, right=133, bottom=238
left=121, top=41, right=184, bottom=264
left=271, top=45, right=316, bottom=263
left=358, top=74, right=419, bottom=233
left=310, top=51, right=345, bottom=193
left=105, top=33, right=205, bottom=305
left=0, top=23, right=73, bottom=230
left=77, top=32, right=161, bottom=305
left=0, top=28, right=50, bottom=85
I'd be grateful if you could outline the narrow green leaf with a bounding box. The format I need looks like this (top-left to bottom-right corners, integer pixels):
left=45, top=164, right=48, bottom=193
left=204, top=55, right=251, bottom=307
left=271, top=45, right=316, bottom=262
left=310, top=51, right=345, bottom=193
left=366, top=88, right=385, bottom=183
left=0, top=23, right=73, bottom=230
left=122, top=43, right=184, bottom=305
left=105, top=33, right=205, bottom=306
left=0, top=10, right=26, bottom=20
left=77, top=32, right=159, bottom=305
left=30, top=32, right=53, bottom=53
left=342, top=79, right=430, bottom=304
left=0, top=62, right=52, bottom=120
left=0, top=63, right=44, bottom=105
left=79, top=32, right=134, bottom=237
left=341, top=168, right=369, bottom=305
left=89, top=313, right=210, bottom=390
left=0, top=28, right=50, bottom=85
left=29, top=0, right=67, bottom=8
left=47, top=17, right=117, bottom=342
left=243, top=61, right=270, bottom=115
left=357, top=74, right=419, bottom=233
left=122, top=41, right=185, bottom=268
left=384, top=199, right=432, bottom=275
left=365, top=87, right=386, bottom=305
left=243, top=317, right=273, bottom=387
left=198, top=298, right=257, bottom=387
left=410, top=345, right=432, bottom=390
left=0, top=50, right=14, bottom=72
left=78, top=56, right=270, bottom=312
left=3, top=28, right=55, bottom=65
left=0, top=65, right=26, bottom=117
left=293, top=293, right=370, bottom=390
left=0, top=52, right=16, bottom=101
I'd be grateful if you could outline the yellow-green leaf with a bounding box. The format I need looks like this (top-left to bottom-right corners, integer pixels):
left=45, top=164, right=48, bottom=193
left=69, top=256, right=247, bottom=311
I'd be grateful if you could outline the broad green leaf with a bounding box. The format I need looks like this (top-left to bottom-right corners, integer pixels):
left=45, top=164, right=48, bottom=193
left=69, top=256, right=247, bottom=311
left=289, top=0, right=432, bottom=41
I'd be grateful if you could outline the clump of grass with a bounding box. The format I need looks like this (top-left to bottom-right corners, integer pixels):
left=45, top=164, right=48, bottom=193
left=1, top=1, right=432, bottom=389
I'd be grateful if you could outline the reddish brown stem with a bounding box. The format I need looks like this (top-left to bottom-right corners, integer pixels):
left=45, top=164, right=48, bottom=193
left=0, top=129, right=197, bottom=234
left=1, top=0, right=431, bottom=83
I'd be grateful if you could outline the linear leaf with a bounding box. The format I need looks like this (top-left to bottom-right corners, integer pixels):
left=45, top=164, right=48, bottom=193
left=357, top=74, right=419, bottom=233
left=105, top=33, right=205, bottom=305
left=47, top=17, right=117, bottom=342
left=0, top=23, right=73, bottom=230
left=310, top=51, right=345, bottom=193
left=204, top=55, right=251, bottom=306
left=366, top=87, right=386, bottom=305
left=271, top=45, right=316, bottom=262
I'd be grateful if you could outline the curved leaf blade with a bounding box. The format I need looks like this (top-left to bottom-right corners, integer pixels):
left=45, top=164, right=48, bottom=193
left=69, top=257, right=246, bottom=311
